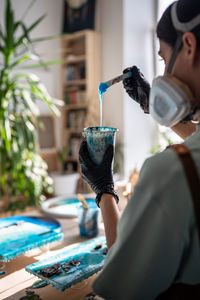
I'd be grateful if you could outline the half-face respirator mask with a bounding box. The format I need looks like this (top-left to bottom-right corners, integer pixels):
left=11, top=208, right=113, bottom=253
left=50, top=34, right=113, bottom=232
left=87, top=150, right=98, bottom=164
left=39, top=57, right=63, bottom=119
left=149, top=1, right=200, bottom=127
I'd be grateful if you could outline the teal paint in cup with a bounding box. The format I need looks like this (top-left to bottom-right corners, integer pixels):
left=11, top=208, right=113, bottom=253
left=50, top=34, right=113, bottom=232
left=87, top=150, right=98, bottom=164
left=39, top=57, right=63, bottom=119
left=77, top=202, right=100, bottom=238
left=82, top=126, right=118, bottom=165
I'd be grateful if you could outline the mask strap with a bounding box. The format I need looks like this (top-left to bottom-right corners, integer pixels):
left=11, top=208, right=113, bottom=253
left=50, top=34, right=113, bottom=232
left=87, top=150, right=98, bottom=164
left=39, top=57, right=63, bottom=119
left=167, top=34, right=183, bottom=74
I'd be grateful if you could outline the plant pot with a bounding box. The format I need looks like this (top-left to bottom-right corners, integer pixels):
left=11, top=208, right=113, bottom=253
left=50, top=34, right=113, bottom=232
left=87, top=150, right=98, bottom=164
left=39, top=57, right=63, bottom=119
left=0, top=195, right=28, bottom=214
left=50, top=172, right=80, bottom=196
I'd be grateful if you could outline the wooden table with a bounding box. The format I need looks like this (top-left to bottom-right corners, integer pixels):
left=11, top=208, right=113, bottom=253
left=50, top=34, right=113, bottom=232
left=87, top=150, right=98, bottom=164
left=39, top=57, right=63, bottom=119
left=0, top=209, right=105, bottom=300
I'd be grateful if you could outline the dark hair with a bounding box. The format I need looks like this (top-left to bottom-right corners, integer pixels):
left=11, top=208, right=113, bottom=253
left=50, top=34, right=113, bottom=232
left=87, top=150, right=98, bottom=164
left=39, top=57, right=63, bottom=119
left=156, top=0, right=200, bottom=48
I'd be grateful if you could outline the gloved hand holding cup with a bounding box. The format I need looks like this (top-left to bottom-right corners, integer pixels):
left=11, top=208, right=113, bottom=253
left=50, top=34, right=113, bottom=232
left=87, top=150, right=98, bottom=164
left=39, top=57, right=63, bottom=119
left=79, top=127, right=119, bottom=207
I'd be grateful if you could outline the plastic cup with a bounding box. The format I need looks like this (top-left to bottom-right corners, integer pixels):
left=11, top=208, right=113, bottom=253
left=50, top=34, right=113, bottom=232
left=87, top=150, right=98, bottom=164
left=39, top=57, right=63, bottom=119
left=82, top=126, right=118, bottom=165
left=77, top=201, right=100, bottom=238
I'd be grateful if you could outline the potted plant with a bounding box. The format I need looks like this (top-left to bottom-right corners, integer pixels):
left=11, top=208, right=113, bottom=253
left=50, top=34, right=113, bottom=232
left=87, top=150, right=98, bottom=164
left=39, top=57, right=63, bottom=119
left=0, top=0, right=62, bottom=212
left=50, top=146, right=79, bottom=196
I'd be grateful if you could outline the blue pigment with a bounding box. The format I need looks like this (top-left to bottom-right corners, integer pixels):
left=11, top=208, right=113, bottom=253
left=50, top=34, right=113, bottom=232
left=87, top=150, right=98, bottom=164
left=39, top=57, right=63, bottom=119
left=99, top=93, right=103, bottom=127
left=98, top=82, right=109, bottom=127
left=98, top=82, right=109, bottom=95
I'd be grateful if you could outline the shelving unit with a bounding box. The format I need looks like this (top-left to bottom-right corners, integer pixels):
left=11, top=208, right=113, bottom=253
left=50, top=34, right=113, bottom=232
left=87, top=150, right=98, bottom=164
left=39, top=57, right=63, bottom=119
left=37, top=114, right=58, bottom=172
left=61, top=30, right=100, bottom=172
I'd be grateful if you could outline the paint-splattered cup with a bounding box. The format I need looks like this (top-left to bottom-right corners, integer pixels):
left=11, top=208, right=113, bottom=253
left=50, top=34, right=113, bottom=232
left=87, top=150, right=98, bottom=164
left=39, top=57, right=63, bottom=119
left=82, top=126, right=118, bottom=165
left=78, top=202, right=100, bottom=238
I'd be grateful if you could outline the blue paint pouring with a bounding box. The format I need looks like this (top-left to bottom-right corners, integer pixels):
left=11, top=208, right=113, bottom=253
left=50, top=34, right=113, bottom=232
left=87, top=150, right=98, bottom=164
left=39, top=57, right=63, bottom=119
left=98, top=71, right=132, bottom=126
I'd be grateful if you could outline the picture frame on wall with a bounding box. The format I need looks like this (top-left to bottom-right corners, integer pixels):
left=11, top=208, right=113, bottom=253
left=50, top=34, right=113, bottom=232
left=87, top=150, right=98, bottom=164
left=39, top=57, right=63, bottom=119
left=38, top=115, right=56, bottom=150
left=63, top=0, right=96, bottom=33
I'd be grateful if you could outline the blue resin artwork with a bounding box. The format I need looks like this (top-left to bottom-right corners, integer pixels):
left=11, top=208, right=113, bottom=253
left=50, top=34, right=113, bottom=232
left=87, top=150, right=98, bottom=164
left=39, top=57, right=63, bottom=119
left=0, top=216, right=63, bottom=262
left=0, top=271, right=6, bottom=275
left=41, top=196, right=96, bottom=218
left=26, top=236, right=106, bottom=291
left=82, top=127, right=118, bottom=165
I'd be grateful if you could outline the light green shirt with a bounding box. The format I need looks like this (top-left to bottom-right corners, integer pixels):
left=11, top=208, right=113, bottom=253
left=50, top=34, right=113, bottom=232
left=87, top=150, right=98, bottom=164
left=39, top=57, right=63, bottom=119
left=93, top=125, right=200, bottom=300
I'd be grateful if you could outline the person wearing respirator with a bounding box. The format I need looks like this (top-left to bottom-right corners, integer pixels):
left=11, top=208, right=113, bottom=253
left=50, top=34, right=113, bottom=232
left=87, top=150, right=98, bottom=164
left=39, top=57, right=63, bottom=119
left=79, top=0, right=200, bottom=299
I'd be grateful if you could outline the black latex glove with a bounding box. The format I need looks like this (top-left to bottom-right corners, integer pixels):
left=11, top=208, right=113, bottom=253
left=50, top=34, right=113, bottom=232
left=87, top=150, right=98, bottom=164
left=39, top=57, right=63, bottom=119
left=123, top=65, right=151, bottom=113
left=79, top=140, right=119, bottom=207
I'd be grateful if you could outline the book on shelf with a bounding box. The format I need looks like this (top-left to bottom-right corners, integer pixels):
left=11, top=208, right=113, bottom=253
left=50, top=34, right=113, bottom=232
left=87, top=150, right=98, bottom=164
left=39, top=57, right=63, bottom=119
left=67, top=109, right=86, bottom=129
left=64, top=63, right=85, bottom=82
left=65, top=90, right=86, bottom=105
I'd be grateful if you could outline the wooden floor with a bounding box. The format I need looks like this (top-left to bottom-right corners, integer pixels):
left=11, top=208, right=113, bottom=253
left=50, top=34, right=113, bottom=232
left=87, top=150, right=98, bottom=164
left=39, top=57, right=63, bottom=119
left=0, top=209, right=105, bottom=300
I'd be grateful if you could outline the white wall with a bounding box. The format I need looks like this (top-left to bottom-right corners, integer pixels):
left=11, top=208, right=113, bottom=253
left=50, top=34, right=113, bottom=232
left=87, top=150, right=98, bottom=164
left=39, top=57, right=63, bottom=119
left=96, top=0, right=124, bottom=140
left=122, top=0, right=158, bottom=177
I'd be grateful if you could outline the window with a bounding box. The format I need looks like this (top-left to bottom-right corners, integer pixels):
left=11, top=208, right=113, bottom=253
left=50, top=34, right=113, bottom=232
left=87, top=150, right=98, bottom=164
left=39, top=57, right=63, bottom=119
left=153, top=0, right=183, bottom=151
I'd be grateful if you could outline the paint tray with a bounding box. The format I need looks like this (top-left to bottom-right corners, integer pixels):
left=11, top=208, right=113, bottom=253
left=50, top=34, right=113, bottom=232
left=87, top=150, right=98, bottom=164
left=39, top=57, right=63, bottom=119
left=0, top=216, right=63, bottom=262
left=25, top=236, right=106, bottom=291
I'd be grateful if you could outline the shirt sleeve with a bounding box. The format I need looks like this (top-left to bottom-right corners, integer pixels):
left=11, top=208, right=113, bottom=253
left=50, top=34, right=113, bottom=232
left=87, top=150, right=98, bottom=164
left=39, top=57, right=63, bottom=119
left=92, top=153, right=189, bottom=300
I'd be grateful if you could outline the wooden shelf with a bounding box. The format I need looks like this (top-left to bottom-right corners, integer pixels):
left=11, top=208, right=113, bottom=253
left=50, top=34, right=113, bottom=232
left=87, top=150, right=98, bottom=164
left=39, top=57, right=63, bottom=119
left=63, top=55, right=86, bottom=65
left=63, top=104, right=87, bottom=110
left=61, top=30, right=100, bottom=172
left=62, top=30, right=91, bottom=41
left=39, top=148, right=57, bottom=154
left=64, top=128, right=83, bottom=134
left=64, top=79, right=86, bottom=86
left=65, top=156, right=79, bottom=162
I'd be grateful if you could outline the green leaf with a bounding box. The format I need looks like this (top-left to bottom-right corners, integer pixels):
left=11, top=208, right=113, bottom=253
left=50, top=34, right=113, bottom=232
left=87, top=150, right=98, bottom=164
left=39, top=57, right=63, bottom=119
left=24, top=117, right=35, bottom=132
left=50, top=98, right=64, bottom=106
left=14, top=14, right=45, bottom=49
left=0, top=167, right=6, bottom=188
left=0, top=44, right=4, bottom=53
left=9, top=55, right=30, bottom=68
left=27, top=14, right=46, bottom=34
left=0, top=24, right=5, bottom=43
left=1, top=121, right=10, bottom=151
left=15, top=15, right=46, bottom=48
left=31, top=33, right=65, bottom=44
left=47, top=103, right=61, bottom=116
left=5, top=118, right=11, bottom=141
left=5, top=0, right=14, bottom=50
left=14, top=21, right=21, bottom=33
left=29, top=82, right=61, bottom=116
left=20, top=0, right=36, bottom=21
left=21, top=90, right=40, bottom=116
left=22, top=59, right=64, bottom=69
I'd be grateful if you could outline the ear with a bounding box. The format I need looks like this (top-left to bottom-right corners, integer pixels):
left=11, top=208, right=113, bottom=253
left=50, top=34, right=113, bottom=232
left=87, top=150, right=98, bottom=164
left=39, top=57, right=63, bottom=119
left=182, top=32, right=197, bottom=65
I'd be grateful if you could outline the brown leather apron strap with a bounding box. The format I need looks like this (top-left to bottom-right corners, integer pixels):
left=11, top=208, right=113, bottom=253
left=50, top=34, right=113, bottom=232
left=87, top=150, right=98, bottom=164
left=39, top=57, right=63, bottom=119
left=156, top=144, right=200, bottom=300
left=169, top=144, right=200, bottom=242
